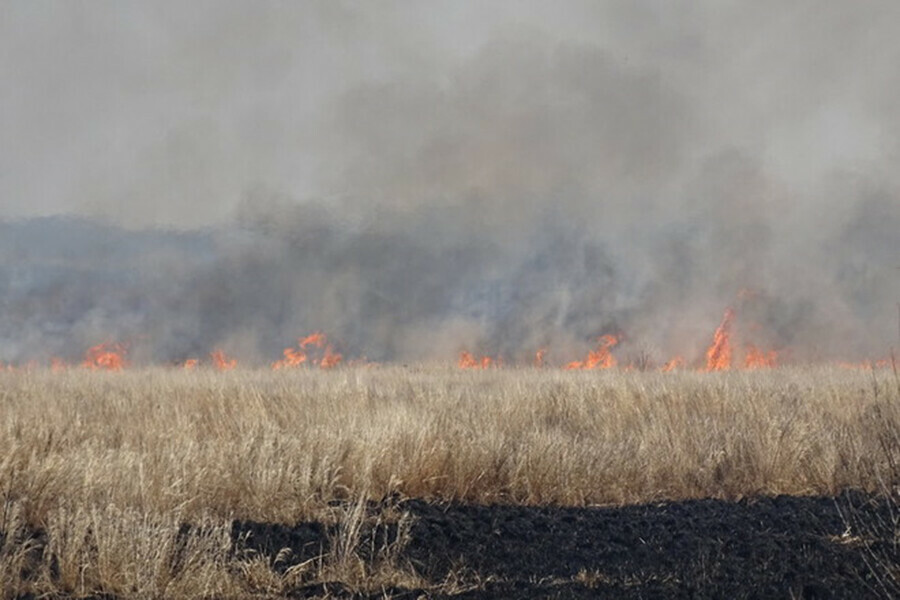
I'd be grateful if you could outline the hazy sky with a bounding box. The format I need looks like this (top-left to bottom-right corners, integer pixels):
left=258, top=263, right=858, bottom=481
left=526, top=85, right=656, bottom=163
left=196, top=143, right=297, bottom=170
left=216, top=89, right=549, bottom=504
left=2, top=1, right=898, bottom=228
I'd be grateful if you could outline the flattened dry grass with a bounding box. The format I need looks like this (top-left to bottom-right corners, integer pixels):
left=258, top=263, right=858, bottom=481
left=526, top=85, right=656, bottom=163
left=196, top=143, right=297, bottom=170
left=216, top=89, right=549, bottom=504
left=0, top=366, right=899, bottom=597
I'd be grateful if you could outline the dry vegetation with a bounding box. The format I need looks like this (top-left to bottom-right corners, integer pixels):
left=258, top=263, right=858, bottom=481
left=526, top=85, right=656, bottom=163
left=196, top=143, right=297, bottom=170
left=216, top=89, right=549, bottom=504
left=1, top=366, right=900, bottom=598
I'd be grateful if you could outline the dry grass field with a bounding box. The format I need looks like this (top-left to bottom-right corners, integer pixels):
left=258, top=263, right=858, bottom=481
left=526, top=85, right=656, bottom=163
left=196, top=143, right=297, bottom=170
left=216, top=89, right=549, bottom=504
left=2, top=366, right=900, bottom=598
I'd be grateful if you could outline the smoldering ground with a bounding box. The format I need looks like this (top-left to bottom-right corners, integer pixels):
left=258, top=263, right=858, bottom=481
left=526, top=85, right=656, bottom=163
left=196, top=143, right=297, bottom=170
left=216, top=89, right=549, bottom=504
left=1, top=2, right=899, bottom=365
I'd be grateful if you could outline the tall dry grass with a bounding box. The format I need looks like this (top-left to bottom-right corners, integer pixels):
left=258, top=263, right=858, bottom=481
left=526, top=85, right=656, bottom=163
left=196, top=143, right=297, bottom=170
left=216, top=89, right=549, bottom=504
left=1, top=366, right=899, bottom=597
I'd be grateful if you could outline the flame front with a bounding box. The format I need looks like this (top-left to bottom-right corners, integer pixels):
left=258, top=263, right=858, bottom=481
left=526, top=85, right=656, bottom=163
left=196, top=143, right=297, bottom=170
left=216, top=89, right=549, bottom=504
left=458, top=351, right=478, bottom=368
left=299, top=332, right=326, bottom=349
left=272, top=347, right=307, bottom=369
left=273, top=333, right=342, bottom=369
left=705, top=309, right=734, bottom=371
left=661, top=356, right=684, bottom=372
left=319, top=345, right=343, bottom=369
left=744, top=345, right=777, bottom=369
left=565, top=334, right=619, bottom=370
left=210, top=350, right=237, bottom=371
left=82, top=343, right=127, bottom=371
left=458, top=351, right=498, bottom=369
left=7, top=300, right=889, bottom=372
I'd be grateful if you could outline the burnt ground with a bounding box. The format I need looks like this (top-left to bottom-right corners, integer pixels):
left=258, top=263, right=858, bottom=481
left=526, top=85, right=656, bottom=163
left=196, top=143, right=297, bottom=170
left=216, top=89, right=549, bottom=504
left=233, top=492, right=900, bottom=599
left=8, top=492, right=899, bottom=599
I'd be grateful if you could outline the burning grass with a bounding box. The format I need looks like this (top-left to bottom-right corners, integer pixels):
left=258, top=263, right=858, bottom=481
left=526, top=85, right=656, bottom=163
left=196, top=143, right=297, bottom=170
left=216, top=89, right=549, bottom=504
left=1, top=366, right=899, bottom=597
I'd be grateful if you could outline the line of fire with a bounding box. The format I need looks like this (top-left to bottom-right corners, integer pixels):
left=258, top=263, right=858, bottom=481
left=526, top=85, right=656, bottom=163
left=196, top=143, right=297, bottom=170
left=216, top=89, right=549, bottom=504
left=0, top=304, right=894, bottom=373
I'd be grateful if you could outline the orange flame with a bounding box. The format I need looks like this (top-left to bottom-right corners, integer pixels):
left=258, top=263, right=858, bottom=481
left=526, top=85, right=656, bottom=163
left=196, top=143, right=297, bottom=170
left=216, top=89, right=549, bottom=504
left=458, top=351, right=478, bottom=368
left=272, top=347, right=308, bottom=369
left=299, top=332, right=327, bottom=349
left=705, top=309, right=734, bottom=371
left=209, top=350, right=237, bottom=371
left=273, top=333, right=342, bottom=369
left=744, top=345, right=777, bottom=369
left=319, top=345, right=343, bottom=369
left=661, top=356, right=684, bottom=372
left=12, top=302, right=892, bottom=371
left=458, top=351, right=499, bottom=369
left=82, top=343, right=127, bottom=371
left=565, top=334, right=619, bottom=370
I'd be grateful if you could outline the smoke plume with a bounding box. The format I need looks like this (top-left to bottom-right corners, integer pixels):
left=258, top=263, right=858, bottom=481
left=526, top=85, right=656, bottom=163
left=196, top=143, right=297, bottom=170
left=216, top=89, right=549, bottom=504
left=2, top=2, right=899, bottom=365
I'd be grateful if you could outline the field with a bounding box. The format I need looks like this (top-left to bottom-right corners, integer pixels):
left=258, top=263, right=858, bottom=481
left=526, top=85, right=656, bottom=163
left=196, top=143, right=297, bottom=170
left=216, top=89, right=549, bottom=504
left=2, top=366, right=900, bottom=598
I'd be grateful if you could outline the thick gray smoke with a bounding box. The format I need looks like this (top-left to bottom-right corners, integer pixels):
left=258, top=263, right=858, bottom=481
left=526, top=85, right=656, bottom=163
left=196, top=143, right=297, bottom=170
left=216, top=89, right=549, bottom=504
left=2, top=2, right=899, bottom=365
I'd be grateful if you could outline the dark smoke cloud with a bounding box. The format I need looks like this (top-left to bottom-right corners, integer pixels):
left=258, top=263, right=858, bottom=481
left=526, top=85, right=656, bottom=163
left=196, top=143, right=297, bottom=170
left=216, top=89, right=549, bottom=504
left=2, top=2, right=899, bottom=364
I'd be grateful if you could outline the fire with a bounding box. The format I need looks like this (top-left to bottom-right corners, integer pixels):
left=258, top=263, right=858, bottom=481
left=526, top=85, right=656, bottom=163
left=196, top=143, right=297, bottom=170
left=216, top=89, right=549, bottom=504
left=661, top=356, right=684, bottom=372
left=458, top=352, right=475, bottom=368
left=272, top=347, right=307, bottom=369
left=565, top=334, right=619, bottom=370
left=299, top=332, right=326, bottom=349
left=7, top=300, right=889, bottom=371
left=82, top=343, right=127, bottom=371
left=458, top=351, right=498, bottom=369
left=319, top=345, right=343, bottom=369
left=705, top=309, right=734, bottom=371
left=744, top=345, right=777, bottom=369
left=273, top=333, right=342, bottom=369
left=209, top=350, right=237, bottom=371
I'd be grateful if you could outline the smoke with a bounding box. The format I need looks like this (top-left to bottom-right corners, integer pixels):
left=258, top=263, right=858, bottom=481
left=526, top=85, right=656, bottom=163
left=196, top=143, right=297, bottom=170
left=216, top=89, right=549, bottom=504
left=2, top=2, right=900, bottom=364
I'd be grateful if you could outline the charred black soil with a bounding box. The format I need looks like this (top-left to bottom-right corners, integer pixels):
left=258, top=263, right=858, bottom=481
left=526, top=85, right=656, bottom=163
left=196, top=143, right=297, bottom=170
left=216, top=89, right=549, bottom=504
left=9, top=493, right=899, bottom=599
left=232, top=492, right=899, bottom=599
